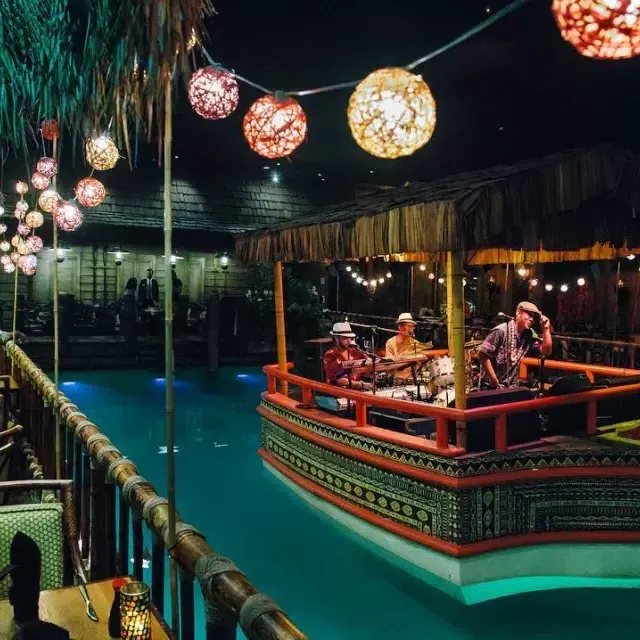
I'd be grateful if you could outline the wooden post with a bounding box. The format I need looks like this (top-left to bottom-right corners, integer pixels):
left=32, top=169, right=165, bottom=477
left=274, top=261, right=288, bottom=396
left=52, top=132, right=61, bottom=480
left=10, top=267, right=18, bottom=378
left=447, top=252, right=467, bottom=448
left=163, top=76, right=179, bottom=635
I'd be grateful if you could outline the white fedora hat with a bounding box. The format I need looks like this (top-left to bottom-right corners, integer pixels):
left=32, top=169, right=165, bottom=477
left=330, top=322, right=356, bottom=338
left=396, top=312, right=416, bottom=325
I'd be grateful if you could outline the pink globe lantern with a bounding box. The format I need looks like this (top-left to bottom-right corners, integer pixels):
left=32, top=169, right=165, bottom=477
left=0, top=241, right=10, bottom=253
left=18, top=254, right=37, bottom=276
left=39, top=190, right=60, bottom=213
left=15, top=181, right=28, bottom=195
left=75, top=177, right=106, bottom=208
left=31, top=172, right=50, bottom=190
left=0, top=255, right=10, bottom=266
left=15, top=201, right=29, bottom=216
left=10, top=252, right=19, bottom=264
left=26, top=235, right=43, bottom=253
left=243, top=94, right=307, bottom=159
left=25, top=211, right=44, bottom=229
left=17, top=223, right=30, bottom=236
left=53, top=201, right=83, bottom=231
left=188, top=66, right=240, bottom=120
left=3, top=262, right=15, bottom=274
left=36, top=157, right=58, bottom=178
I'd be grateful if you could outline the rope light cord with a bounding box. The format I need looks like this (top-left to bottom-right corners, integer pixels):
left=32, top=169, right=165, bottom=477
left=199, top=0, right=531, bottom=98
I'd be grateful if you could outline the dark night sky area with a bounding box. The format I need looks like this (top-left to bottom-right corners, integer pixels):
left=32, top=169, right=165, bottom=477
left=165, top=0, right=640, bottom=187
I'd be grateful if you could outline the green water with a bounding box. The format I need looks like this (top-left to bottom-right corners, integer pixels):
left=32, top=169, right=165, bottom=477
left=60, top=367, right=640, bottom=639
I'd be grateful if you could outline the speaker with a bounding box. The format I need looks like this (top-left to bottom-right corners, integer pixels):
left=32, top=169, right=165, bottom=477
left=454, top=387, right=540, bottom=452
left=546, top=373, right=592, bottom=395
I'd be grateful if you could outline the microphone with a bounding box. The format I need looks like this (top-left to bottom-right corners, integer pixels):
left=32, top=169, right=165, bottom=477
left=496, top=312, right=514, bottom=321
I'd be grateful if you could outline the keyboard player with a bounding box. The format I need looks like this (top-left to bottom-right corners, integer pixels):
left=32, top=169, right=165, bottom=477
left=323, top=322, right=373, bottom=391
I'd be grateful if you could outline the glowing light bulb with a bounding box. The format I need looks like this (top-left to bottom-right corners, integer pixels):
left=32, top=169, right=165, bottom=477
left=378, top=277, right=384, bottom=284
left=530, top=279, right=538, bottom=287
left=351, top=272, right=357, bottom=279
left=428, top=272, right=435, bottom=280
left=356, top=277, right=362, bottom=283
left=386, top=271, right=392, bottom=278
left=419, top=264, right=426, bottom=271
left=545, top=284, right=553, bottom=292
left=560, top=284, right=568, bottom=293
left=362, top=280, right=369, bottom=286
left=517, top=267, right=528, bottom=277
left=627, top=254, right=636, bottom=261
left=577, top=277, right=585, bottom=286
left=438, top=277, right=445, bottom=284
left=346, top=266, right=352, bottom=272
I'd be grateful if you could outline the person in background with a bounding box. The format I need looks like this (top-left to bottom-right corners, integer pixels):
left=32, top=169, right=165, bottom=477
left=119, top=278, right=138, bottom=357
left=138, top=268, right=159, bottom=309
left=323, top=322, right=372, bottom=391
left=478, top=301, right=552, bottom=388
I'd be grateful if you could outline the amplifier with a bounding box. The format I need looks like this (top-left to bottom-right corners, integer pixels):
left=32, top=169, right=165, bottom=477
left=368, top=410, right=435, bottom=438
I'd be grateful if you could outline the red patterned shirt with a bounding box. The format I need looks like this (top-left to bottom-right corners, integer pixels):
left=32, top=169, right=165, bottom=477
left=323, top=345, right=368, bottom=385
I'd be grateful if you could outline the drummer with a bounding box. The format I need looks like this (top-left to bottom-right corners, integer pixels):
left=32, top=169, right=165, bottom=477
left=385, top=313, right=432, bottom=382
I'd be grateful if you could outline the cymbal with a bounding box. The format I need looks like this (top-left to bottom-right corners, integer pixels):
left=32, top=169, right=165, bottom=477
left=465, top=339, right=484, bottom=348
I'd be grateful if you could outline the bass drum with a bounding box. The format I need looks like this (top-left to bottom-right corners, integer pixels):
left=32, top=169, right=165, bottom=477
left=428, top=356, right=455, bottom=387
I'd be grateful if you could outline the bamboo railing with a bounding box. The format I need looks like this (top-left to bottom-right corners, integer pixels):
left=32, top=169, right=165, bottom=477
left=1, top=341, right=307, bottom=640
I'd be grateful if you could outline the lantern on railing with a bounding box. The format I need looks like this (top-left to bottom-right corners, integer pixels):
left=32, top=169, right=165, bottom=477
left=38, top=190, right=60, bottom=213
left=75, top=177, right=106, bottom=208
left=243, top=94, right=307, bottom=159
left=188, top=66, right=240, bottom=120
left=36, top=157, right=58, bottom=178
left=53, top=201, right=83, bottom=231
left=31, top=172, right=50, bottom=190
left=18, top=254, right=37, bottom=276
left=86, top=135, right=119, bottom=171
left=25, top=211, right=44, bottom=229
left=120, top=582, right=151, bottom=640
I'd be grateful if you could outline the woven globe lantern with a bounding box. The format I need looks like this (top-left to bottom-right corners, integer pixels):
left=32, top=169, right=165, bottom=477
left=11, top=235, right=20, bottom=248
left=25, top=211, right=44, bottom=229
left=14, top=201, right=29, bottom=217
left=10, top=252, right=19, bottom=264
left=17, top=223, right=30, bottom=237
left=552, top=0, right=640, bottom=59
left=26, top=235, right=43, bottom=254
left=243, top=94, right=307, bottom=159
left=53, top=201, right=83, bottom=231
left=75, top=177, right=106, bottom=208
left=0, top=255, right=10, bottom=266
left=31, top=172, right=50, bottom=190
left=15, top=181, right=28, bottom=195
left=0, top=241, right=10, bottom=253
left=40, top=119, right=59, bottom=141
left=86, top=135, right=119, bottom=171
left=3, top=262, right=15, bottom=274
left=0, top=224, right=7, bottom=234
left=347, top=68, right=437, bottom=159
left=16, top=238, right=30, bottom=255
left=36, top=157, right=58, bottom=178
left=188, top=66, right=240, bottom=120
left=39, top=189, right=61, bottom=213
left=18, top=254, right=37, bottom=276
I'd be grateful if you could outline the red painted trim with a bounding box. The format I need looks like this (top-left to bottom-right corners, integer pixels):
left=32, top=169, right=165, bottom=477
left=260, top=449, right=640, bottom=558
left=259, top=403, right=640, bottom=489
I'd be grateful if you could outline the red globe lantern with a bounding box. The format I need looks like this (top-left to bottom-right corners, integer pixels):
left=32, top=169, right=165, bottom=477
left=3, top=262, right=15, bottom=274
left=18, top=254, right=37, bottom=276
left=40, top=119, right=59, bottom=141
left=552, top=0, right=640, bottom=59
left=25, top=235, right=43, bottom=253
left=243, top=94, right=307, bottom=159
left=53, top=201, right=83, bottom=232
left=31, top=172, right=50, bottom=190
left=188, top=66, right=240, bottom=120
left=36, top=157, right=58, bottom=178
left=75, top=177, right=106, bottom=208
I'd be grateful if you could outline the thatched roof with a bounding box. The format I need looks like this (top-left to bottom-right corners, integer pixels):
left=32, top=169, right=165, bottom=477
left=235, top=147, right=640, bottom=265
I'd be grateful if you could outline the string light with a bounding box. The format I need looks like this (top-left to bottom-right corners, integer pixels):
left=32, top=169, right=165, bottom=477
left=346, top=266, right=352, bottom=272
left=428, top=272, right=435, bottom=280
left=36, top=157, right=58, bottom=178
left=378, top=277, right=385, bottom=284
left=0, top=224, right=5, bottom=234
left=75, top=177, right=106, bottom=207
left=25, top=211, right=44, bottom=229
left=627, top=254, right=636, bottom=261
left=39, top=190, right=61, bottom=213
left=53, top=201, right=83, bottom=231
left=545, top=284, right=554, bottom=291
left=419, top=264, right=426, bottom=271
left=438, top=277, right=445, bottom=284
left=577, top=277, right=586, bottom=286
left=15, top=181, right=28, bottom=195
left=517, top=266, right=528, bottom=277
left=86, top=135, right=119, bottom=171
left=188, top=66, right=240, bottom=120
left=530, top=278, right=538, bottom=287
left=351, top=272, right=357, bottom=279
left=31, top=172, right=50, bottom=190
left=560, top=284, right=569, bottom=292
left=386, top=271, right=392, bottom=278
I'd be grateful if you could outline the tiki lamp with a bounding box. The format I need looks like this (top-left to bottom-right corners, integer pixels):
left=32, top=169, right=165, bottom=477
left=75, top=177, right=106, bottom=208
left=40, top=119, right=59, bottom=140
left=39, top=190, right=61, bottom=213
left=348, top=67, right=436, bottom=159
left=188, top=66, right=240, bottom=120
left=53, top=201, right=83, bottom=231
left=15, top=181, right=28, bottom=195
left=18, top=254, right=37, bottom=276
left=36, top=157, right=58, bottom=178
left=86, top=135, right=119, bottom=171
left=26, top=211, right=44, bottom=229
left=31, top=172, right=50, bottom=190
left=3, top=262, right=15, bottom=274
left=26, top=236, right=43, bottom=253
left=243, top=94, right=307, bottom=159
left=552, top=0, right=640, bottom=60
left=120, top=582, right=151, bottom=640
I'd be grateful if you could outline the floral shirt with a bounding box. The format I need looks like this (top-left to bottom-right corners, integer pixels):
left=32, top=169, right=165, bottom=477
left=478, top=320, right=540, bottom=386
left=323, top=345, right=368, bottom=384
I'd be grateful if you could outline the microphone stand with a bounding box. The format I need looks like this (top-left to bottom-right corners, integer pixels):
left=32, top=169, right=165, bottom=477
left=370, top=327, right=377, bottom=394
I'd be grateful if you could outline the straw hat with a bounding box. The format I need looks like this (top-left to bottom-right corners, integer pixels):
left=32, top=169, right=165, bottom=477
left=396, top=312, right=416, bottom=326
left=330, top=322, right=356, bottom=338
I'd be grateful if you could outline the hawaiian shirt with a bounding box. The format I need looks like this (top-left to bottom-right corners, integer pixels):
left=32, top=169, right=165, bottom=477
left=478, top=320, right=540, bottom=386
left=323, top=345, right=368, bottom=385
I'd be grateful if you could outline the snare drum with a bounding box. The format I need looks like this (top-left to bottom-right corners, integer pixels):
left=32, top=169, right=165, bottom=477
left=428, top=356, right=455, bottom=387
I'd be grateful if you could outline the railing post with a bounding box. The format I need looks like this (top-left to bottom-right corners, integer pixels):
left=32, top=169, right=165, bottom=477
left=152, top=532, right=166, bottom=616
left=587, top=400, right=598, bottom=436
left=585, top=370, right=595, bottom=383
left=519, top=361, right=528, bottom=382
left=132, top=507, right=144, bottom=582
left=355, top=401, right=367, bottom=428
left=118, top=493, right=130, bottom=577
left=267, top=374, right=276, bottom=395
left=495, top=413, right=507, bottom=452
left=179, top=567, right=195, bottom=640
left=435, top=417, right=449, bottom=449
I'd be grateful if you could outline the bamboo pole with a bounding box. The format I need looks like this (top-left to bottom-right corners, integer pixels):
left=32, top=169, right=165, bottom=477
left=10, top=265, right=18, bottom=377
left=163, top=76, right=179, bottom=634
left=52, top=133, right=61, bottom=480
left=274, top=261, right=288, bottom=396
left=447, top=252, right=467, bottom=448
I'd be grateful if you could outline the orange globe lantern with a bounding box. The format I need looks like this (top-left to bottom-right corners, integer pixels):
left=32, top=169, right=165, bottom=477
left=53, top=201, right=83, bottom=232
left=243, top=94, right=307, bottom=159
left=40, top=119, right=59, bottom=141
left=188, top=66, right=240, bottom=120
left=31, top=172, right=50, bottom=190
left=552, top=0, right=640, bottom=59
left=75, top=177, right=106, bottom=208
left=36, top=157, right=58, bottom=178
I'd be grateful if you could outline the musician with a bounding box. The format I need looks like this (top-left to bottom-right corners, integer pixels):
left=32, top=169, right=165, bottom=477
left=323, top=322, right=372, bottom=391
left=385, top=313, right=432, bottom=381
left=478, top=301, right=552, bottom=388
